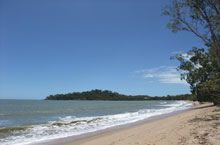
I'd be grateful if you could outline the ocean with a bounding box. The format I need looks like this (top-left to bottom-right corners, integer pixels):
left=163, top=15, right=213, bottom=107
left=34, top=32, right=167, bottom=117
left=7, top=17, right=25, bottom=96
left=0, top=99, right=192, bottom=145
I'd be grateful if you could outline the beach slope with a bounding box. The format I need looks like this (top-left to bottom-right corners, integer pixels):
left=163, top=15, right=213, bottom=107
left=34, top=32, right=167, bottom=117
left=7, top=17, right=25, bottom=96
left=64, top=103, right=220, bottom=145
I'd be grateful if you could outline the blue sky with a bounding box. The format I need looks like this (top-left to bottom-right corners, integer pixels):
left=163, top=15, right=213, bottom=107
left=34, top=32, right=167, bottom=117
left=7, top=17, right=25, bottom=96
left=0, top=0, right=205, bottom=99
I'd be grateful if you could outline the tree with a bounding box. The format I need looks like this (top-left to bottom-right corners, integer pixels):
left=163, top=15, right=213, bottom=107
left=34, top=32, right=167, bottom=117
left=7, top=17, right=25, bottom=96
left=163, top=0, right=220, bottom=104
left=162, top=0, right=220, bottom=71
left=197, top=73, right=220, bottom=105
left=171, top=48, right=217, bottom=98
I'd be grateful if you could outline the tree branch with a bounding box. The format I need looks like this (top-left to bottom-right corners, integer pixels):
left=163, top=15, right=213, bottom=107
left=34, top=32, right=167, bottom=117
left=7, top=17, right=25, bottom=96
left=178, top=16, right=209, bottom=44
left=207, top=0, right=220, bottom=19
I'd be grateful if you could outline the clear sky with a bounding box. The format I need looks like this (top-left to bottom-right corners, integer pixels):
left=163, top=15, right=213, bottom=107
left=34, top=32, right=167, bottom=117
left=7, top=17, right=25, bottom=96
left=0, top=0, right=205, bottom=99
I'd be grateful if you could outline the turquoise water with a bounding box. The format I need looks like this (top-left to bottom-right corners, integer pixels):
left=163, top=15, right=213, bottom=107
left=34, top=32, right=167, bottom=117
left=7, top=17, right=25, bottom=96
left=0, top=100, right=192, bottom=145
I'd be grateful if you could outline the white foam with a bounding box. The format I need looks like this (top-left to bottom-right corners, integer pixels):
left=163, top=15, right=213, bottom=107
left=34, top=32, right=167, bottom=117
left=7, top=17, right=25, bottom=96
left=0, top=101, right=192, bottom=145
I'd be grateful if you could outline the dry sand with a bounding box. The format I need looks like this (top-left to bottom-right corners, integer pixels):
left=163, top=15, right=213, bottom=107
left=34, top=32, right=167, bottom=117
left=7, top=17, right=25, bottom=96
left=64, top=103, right=220, bottom=145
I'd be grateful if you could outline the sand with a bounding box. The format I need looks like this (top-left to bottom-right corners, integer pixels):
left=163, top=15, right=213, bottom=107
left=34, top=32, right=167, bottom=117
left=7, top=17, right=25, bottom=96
left=63, top=103, right=220, bottom=145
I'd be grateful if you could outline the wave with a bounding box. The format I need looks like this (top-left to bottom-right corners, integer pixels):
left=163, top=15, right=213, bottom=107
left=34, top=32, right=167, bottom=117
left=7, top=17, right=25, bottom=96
left=0, top=101, right=192, bottom=145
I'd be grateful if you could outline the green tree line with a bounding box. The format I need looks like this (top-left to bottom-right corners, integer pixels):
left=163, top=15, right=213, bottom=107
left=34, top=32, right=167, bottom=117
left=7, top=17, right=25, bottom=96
left=45, top=89, right=194, bottom=101
left=45, top=89, right=150, bottom=100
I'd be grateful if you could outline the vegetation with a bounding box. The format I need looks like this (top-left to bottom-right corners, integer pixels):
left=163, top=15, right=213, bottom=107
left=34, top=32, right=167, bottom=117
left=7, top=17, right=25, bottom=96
left=45, top=89, right=150, bottom=101
left=197, top=74, right=220, bottom=105
left=163, top=0, right=220, bottom=105
left=148, top=94, right=196, bottom=101
left=45, top=89, right=194, bottom=101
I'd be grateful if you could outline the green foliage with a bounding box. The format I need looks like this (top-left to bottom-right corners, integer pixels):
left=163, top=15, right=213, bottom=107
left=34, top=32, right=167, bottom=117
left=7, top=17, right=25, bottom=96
left=171, top=46, right=219, bottom=103
left=197, top=74, right=220, bottom=105
left=171, top=47, right=217, bottom=94
left=45, top=89, right=193, bottom=101
left=148, top=94, right=196, bottom=101
left=45, top=89, right=150, bottom=101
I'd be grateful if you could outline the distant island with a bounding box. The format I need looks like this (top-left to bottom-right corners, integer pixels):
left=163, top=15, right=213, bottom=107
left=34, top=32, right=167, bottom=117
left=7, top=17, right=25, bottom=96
left=45, top=89, right=194, bottom=101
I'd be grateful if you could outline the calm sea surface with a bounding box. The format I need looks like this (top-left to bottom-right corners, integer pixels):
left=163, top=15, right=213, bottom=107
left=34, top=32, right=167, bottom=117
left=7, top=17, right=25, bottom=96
left=0, top=99, right=192, bottom=145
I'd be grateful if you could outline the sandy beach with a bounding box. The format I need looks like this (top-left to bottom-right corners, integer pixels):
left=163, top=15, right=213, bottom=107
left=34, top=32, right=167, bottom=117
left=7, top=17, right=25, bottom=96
left=64, top=103, right=220, bottom=145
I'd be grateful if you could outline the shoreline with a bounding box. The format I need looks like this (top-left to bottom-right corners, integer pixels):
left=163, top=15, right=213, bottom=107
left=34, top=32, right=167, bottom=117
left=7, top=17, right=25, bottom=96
left=1, top=100, right=192, bottom=145
left=41, top=101, right=194, bottom=145
left=51, top=102, right=220, bottom=145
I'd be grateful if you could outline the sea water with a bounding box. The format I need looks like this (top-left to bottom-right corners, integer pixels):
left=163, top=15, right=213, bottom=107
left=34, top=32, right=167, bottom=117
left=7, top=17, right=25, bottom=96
left=0, top=100, right=192, bottom=145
